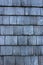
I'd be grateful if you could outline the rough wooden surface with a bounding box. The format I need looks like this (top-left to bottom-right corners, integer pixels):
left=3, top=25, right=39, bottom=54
left=0, top=0, right=43, bottom=65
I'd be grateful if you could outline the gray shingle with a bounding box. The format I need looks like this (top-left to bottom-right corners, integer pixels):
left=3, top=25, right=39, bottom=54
left=25, top=8, right=40, bottom=15
left=0, top=7, right=4, bottom=15
left=21, top=0, right=31, bottom=6
left=37, top=36, right=42, bottom=45
left=1, top=26, right=6, bottom=35
left=0, top=46, right=1, bottom=55
left=24, top=26, right=33, bottom=35
left=4, top=7, right=16, bottom=15
left=10, top=16, right=16, bottom=24
left=17, top=16, right=24, bottom=24
left=27, top=0, right=31, bottom=6
left=30, top=56, right=38, bottom=65
left=25, top=56, right=38, bottom=65
left=42, top=36, right=43, bottom=45
left=13, top=26, right=17, bottom=35
left=21, top=46, right=33, bottom=55
left=3, top=16, right=10, bottom=24
left=4, top=0, right=12, bottom=5
left=24, top=16, right=30, bottom=24
left=37, top=17, right=43, bottom=25
left=4, top=56, right=15, bottom=65
left=27, top=36, right=37, bottom=45
left=1, top=46, right=12, bottom=55
left=5, top=36, right=17, bottom=45
left=5, top=46, right=12, bottom=55
left=21, top=0, right=28, bottom=6
left=16, top=7, right=24, bottom=15
left=0, top=36, right=4, bottom=45
left=5, top=26, right=13, bottom=35
left=25, top=8, right=30, bottom=15
left=0, top=7, right=23, bottom=15
left=33, top=46, right=41, bottom=55
left=17, top=16, right=30, bottom=25
left=31, top=0, right=42, bottom=6
left=4, top=0, right=12, bottom=6
left=0, top=0, right=4, bottom=5
left=16, top=0, right=21, bottom=6
left=0, top=26, right=1, bottom=35
left=42, top=0, right=43, bottom=6
left=13, top=46, right=20, bottom=55
left=16, top=16, right=43, bottom=25
left=1, top=46, right=6, bottom=55
left=0, top=16, right=3, bottom=24
left=33, top=26, right=43, bottom=35
left=1, top=26, right=13, bottom=35
left=0, top=0, right=12, bottom=5
left=13, top=26, right=24, bottom=35
left=40, top=46, right=43, bottom=55
left=30, top=8, right=40, bottom=15
left=30, top=17, right=37, bottom=25
left=21, top=46, right=27, bottom=55
left=0, top=57, right=4, bottom=65
left=41, top=8, right=43, bottom=15
left=12, top=0, right=17, bottom=6
left=39, top=56, right=43, bottom=65
left=12, top=0, right=20, bottom=6
left=16, top=57, right=24, bottom=65
left=28, top=46, right=33, bottom=55
left=24, top=57, right=30, bottom=65
left=17, top=36, right=27, bottom=45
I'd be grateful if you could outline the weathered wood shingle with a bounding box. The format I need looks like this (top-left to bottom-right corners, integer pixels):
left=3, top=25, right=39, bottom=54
left=0, top=0, right=43, bottom=65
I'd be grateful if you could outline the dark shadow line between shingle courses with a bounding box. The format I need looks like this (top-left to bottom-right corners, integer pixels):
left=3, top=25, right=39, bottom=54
left=0, top=6, right=43, bottom=8
left=0, top=45, right=43, bottom=46
left=0, top=55, right=43, bottom=56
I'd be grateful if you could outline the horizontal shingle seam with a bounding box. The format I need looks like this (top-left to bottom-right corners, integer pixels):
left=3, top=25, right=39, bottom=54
left=0, top=6, right=43, bottom=8
left=0, top=15, right=43, bottom=16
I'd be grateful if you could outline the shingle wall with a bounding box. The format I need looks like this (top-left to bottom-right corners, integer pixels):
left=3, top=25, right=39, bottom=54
left=0, top=0, right=43, bottom=65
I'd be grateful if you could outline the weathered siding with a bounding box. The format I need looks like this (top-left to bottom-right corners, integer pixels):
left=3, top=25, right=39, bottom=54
left=0, top=0, right=43, bottom=65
